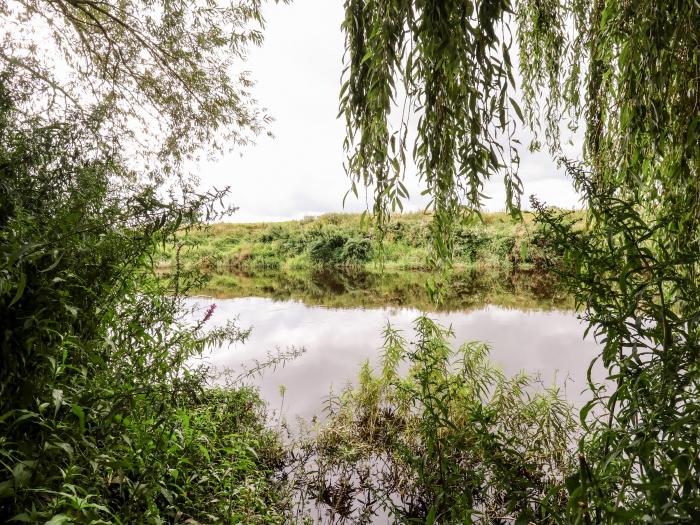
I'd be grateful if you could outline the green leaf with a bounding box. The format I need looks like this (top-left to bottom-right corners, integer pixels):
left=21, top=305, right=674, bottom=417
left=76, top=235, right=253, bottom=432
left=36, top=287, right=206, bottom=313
left=64, top=304, right=78, bottom=318
left=509, top=98, right=524, bottom=123
left=71, top=403, right=85, bottom=434
left=52, top=389, right=63, bottom=417
left=0, top=479, right=14, bottom=499
left=8, top=272, right=26, bottom=307
left=44, top=514, right=72, bottom=525
left=515, top=515, right=531, bottom=525
left=426, top=505, right=437, bottom=525
left=11, top=462, right=31, bottom=487
left=565, top=472, right=581, bottom=495
left=39, top=252, right=63, bottom=273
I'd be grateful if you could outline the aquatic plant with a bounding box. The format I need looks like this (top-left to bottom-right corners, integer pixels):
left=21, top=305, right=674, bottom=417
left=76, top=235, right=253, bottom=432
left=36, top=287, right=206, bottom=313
left=290, top=317, right=576, bottom=524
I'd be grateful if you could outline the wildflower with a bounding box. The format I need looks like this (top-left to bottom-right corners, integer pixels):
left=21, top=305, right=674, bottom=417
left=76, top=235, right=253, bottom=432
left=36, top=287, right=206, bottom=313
left=202, top=303, right=217, bottom=324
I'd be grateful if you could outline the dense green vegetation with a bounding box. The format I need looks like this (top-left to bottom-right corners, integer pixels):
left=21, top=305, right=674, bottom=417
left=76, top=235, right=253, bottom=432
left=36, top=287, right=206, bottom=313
left=0, top=81, right=288, bottom=522
left=342, top=0, right=700, bottom=521
left=0, top=2, right=292, bottom=523
left=2, top=0, right=698, bottom=523
left=160, top=211, right=570, bottom=272
left=290, top=318, right=576, bottom=523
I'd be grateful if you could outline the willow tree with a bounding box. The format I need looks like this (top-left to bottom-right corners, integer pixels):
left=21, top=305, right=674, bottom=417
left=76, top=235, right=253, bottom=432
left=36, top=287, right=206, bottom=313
left=0, top=0, right=284, bottom=165
left=341, top=0, right=700, bottom=522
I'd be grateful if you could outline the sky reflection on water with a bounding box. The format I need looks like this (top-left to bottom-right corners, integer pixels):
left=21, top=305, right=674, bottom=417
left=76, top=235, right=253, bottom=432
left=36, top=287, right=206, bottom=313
left=189, top=296, right=600, bottom=421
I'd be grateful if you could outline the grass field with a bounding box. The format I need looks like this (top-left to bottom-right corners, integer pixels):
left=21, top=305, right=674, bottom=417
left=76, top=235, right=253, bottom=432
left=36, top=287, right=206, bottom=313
left=160, top=210, right=582, bottom=273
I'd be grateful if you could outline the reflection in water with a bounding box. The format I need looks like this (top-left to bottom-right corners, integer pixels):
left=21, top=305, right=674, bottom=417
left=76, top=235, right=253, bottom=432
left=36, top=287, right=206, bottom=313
left=194, top=268, right=575, bottom=312
left=189, top=295, right=600, bottom=421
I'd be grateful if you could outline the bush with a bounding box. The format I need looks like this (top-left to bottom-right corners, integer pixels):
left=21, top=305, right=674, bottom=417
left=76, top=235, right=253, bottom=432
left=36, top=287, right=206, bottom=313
left=308, top=233, right=348, bottom=266
left=0, top=83, right=287, bottom=524
left=340, top=237, right=373, bottom=263
left=259, top=224, right=286, bottom=243
left=454, top=227, right=487, bottom=260
left=292, top=317, right=577, bottom=524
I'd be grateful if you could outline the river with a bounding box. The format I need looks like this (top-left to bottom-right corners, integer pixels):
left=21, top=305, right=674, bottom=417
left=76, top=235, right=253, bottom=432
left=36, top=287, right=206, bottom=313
left=187, top=269, right=599, bottom=421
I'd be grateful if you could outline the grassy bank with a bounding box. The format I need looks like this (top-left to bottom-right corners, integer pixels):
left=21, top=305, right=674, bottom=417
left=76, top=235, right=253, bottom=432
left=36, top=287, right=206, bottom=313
left=160, top=211, right=581, bottom=273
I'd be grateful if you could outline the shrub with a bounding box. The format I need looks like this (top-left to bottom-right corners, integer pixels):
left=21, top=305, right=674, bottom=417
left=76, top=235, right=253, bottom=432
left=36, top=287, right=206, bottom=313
left=454, top=227, right=487, bottom=260
left=340, top=237, right=373, bottom=264
left=308, top=234, right=348, bottom=266
left=0, top=85, right=288, bottom=524
left=292, top=317, right=577, bottom=524
left=259, top=224, right=286, bottom=243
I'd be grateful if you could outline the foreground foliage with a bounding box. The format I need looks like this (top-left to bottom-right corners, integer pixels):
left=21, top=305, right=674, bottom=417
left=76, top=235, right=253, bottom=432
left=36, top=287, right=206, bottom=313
left=343, top=0, right=700, bottom=522
left=0, top=0, right=298, bottom=521
left=534, top=164, right=700, bottom=522
left=291, top=317, right=577, bottom=524
left=0, top=81, right=287, bottom=523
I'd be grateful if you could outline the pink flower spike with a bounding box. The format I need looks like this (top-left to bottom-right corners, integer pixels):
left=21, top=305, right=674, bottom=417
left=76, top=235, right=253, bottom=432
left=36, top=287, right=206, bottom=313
left=202, top=303, right=217, bottom=324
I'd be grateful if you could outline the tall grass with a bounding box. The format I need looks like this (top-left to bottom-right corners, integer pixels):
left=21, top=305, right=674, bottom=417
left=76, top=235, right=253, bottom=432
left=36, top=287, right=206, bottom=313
left=159, top=211, right=579, bottom=273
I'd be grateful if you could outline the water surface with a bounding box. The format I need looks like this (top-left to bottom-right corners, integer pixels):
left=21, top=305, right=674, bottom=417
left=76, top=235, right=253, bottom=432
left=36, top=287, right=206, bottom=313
left=190, top=280, right=598, bottom=420
left=195, top=267, right=574, bottom=312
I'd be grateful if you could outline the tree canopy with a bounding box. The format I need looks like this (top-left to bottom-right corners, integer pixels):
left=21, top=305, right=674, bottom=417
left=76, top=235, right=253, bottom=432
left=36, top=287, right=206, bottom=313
left=0, top=0, right=285, bottom=165
left=342, top=0, right=700, bottom=521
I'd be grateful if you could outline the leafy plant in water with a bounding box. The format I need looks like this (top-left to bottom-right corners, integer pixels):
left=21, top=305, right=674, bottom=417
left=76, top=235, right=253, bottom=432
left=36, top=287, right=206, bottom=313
left=291, top=316, right=576, bottom=524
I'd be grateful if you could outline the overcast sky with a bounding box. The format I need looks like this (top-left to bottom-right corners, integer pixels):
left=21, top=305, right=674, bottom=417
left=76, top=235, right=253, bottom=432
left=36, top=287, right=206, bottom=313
left=198, top=0, right=583, bottom=223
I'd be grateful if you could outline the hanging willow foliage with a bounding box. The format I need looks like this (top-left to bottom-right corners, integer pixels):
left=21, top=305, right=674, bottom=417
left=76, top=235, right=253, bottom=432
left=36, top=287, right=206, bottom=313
left=343, top=0, right=700, bottom=522
left=520, top=2, right=700, bottom=521
left=342, top=0, right=699, bottom=252
left=517, top=0, right=700, bottom=226
left=340, top=0, right=524, bottom=264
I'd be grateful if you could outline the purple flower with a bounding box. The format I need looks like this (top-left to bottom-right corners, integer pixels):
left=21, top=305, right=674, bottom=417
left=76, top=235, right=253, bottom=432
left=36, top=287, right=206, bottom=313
left=202, top=303, right=217, bottom=324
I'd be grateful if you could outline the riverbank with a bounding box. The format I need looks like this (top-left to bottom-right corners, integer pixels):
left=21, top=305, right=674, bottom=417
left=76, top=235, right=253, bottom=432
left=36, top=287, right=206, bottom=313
left=159, top=211, right=582, bottom=273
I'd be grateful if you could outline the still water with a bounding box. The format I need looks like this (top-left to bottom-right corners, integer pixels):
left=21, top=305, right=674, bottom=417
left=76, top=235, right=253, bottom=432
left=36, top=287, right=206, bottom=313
left=188, top=279, right=599, bottom=420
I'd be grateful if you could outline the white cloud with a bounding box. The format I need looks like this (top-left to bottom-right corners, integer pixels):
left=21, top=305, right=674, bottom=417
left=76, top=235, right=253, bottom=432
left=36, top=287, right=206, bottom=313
left=197, top=0, right=583, bottom=223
